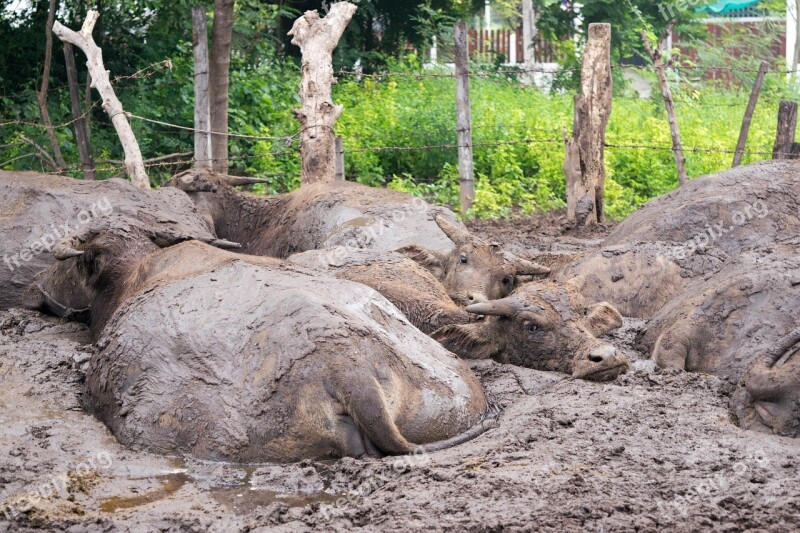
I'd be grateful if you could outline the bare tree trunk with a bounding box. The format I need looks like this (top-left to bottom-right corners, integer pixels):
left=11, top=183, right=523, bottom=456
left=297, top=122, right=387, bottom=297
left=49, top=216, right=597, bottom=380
left=454, top=22, right=475, bottom=216
left=193, top=6, right=212, bottom=168
left=63, top=42, right=95, bottom=180
left=85, top=72, right=92, bottom=143
left=289, top=3, right=357, bottom=186
left=793, top=0, right=800, bottom=78
left=209, top=0, right=235, bottom=173
left=641, top=20, right=688, bottom=186
left=565, top=23, right=612, bottom=226
left=36, top=0, right=67, bottom=171
left=732, top=60, right=769, bottom=167
left=53, top=11, right=150, bottom=189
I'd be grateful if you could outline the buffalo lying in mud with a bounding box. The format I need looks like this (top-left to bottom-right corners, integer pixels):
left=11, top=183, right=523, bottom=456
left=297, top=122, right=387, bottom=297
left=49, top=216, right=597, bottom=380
left=165, top=169, right=549, bottom=309
left=32, top=217, right=492, bottom=461
left=433, top=280, right=628, bottom=381
left=553, top=159, right=798, bottom=320
left=0, top=170, right=233, bottom=310
left=288, top=248, right=472, bottom=334
left=545, top=160, right=800, bottom=435
left=639, top=254, right=800, bottom=437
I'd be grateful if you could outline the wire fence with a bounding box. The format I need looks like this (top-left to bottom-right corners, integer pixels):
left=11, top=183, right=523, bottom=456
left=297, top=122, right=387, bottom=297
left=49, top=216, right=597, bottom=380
left=0, top=58, right=793, bottom=180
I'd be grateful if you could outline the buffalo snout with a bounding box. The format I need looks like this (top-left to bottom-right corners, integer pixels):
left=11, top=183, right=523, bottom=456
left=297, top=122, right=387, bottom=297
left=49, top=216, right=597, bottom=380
left=574, top=343, right=628, bottom=381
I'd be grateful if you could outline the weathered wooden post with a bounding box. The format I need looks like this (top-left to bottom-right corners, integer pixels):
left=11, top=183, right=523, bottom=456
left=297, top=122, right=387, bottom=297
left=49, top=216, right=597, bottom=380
left=564, top=23, right=612, bottom=226
left=334, top=136, right=345, bottom=181
left=641, top=20, right=688, bottom=186
left=733, top=60, right=769, bottom=167
left=522, top=0, right=535, bottom=64
left=773, top=100, right=800, bottom=159
left=192, top=6, right=212, bottom=168
left=289, top=2, right=357, bottom=186
left=455, top=21, right=475, bottom=216
left=53, top=11, right=150, bottom=189
left=63, top=42, right=95, bottom=180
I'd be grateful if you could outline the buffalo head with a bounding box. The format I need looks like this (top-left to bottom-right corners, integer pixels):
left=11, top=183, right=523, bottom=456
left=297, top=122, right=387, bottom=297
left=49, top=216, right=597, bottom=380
left=433, top=280, right=628, bottom=381
left=396, top=214, right=550, bottom=306
left=32, top=215, right=238, bottom=333
left=735, top=328, right=800, bottom=438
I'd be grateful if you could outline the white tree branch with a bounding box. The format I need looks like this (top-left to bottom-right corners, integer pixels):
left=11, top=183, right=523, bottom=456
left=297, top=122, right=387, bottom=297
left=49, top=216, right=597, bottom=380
left=53, top=10, right=150, bottom=189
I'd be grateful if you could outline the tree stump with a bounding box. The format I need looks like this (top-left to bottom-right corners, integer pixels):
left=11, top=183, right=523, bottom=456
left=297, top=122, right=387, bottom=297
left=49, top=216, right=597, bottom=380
left=289, top=2, right=357, bottom=186
left=565, top=23, right=612, bottom=226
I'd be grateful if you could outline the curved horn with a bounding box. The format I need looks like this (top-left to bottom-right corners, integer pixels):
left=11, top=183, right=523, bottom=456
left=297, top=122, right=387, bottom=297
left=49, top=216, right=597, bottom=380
left=206, top=237, right=241, bottom=250
left=146, top=228, right=241, bottom=250
left=52, top=242, right=84, bottom=260
left=52, top=224, right=103, bottom=260
left=465, top=296, right=521, bottom=318
left=222, top=175, right=270, bottom=187
left=434, top=213, right=474, bottom=246
left=513, top=256, right=551, bottom=276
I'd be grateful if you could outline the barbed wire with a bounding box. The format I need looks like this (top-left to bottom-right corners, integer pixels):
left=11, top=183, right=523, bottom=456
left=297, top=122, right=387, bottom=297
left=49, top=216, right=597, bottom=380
left=112, top=60, right=173, bottom=84
left=334, top=62, right=795, bottom=82
left=125, top=113, right=305, bottom=142
left=0, top=100, right=101, bottom=130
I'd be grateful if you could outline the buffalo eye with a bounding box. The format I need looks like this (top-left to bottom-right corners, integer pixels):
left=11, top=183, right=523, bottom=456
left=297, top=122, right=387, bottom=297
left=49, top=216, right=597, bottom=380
left=524, top=321, right=539, bottom=334
left=502, top=275, right=514, bottom=286
left=459, top=254, right=468, bottom=265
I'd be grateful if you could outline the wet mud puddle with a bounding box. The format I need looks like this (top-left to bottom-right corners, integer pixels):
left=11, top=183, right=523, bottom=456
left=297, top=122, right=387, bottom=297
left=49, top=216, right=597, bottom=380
left=100, top=461, right=341, bottom=516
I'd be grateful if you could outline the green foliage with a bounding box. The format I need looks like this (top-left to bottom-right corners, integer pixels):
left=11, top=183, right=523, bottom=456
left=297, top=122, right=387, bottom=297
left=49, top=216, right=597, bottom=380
left=334, top=70, right=797, bottom=220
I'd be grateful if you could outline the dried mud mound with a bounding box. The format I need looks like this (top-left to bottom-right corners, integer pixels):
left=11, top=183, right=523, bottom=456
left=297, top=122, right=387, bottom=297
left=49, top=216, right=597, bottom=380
left=0, top=309, right=797, bottom=532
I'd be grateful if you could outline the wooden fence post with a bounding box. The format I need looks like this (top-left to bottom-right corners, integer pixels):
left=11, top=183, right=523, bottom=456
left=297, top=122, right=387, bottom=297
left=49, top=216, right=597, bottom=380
left=289, top=3, right=357, bottom=186
left=455, top=21, right=475, bottom=217
left=63, top=42, right=95, bottom=180
left=564, top=23, right=611, bottom=226
left=334, top=136, right=345, bottom=181
left=733, top=60, right=769, bottom=167
left=773, top=100, right=800, bottom=159
left=641, top=20, right=688, bottom=186
left=192, top=6, right=212, bottom=168
left=53, top=11, right=150, bottom=189
left=522, top=0, right=535, bottom=64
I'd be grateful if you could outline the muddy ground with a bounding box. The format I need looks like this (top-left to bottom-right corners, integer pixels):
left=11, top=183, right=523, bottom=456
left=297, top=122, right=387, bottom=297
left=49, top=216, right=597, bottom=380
left=1, top=215, right=798, bottom=532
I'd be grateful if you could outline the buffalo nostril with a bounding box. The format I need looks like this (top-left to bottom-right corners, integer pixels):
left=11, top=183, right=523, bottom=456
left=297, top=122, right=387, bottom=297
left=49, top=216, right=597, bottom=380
left=588, top=346, right=617, bottom=364
left=468, top=293, right=487, bottom=304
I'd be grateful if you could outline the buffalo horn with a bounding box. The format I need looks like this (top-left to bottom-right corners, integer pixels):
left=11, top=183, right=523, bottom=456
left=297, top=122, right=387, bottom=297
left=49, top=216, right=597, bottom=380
left=465, top=296, right=521, bottom=318
left=434, top=213, right=474, bottom=246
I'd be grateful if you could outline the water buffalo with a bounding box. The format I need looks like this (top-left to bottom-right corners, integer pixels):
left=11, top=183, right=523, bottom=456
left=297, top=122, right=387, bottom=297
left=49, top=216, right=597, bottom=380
left=33, top=218, right=492, bottom=461
left=289, top=248, right=472, bottom=334
left=0, top=170, right=233, bottom=310
left=734, top=334, right=799, bottom=438
left=553, top=159, right=798, bottom=320
left=432, top=280, right=628, bottom=381
left=165, top=169, right=549, bottom=307
left=638, top=254, right=800, bottom=437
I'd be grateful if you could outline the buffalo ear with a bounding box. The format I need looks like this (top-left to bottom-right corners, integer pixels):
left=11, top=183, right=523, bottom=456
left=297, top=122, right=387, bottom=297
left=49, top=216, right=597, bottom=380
left=565, top=275, right=586, bottom=292
left=168, top=169, right=219, bottom=193
left=395, top=245, right=447, bottom=279
left=586, top=302, right=623, bottom=337
left=431, top=323, right=498, bottom=360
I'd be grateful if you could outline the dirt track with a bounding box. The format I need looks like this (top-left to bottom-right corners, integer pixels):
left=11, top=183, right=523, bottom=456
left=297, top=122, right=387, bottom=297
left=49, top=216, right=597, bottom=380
left=0, top=217, right=798, bottom=532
